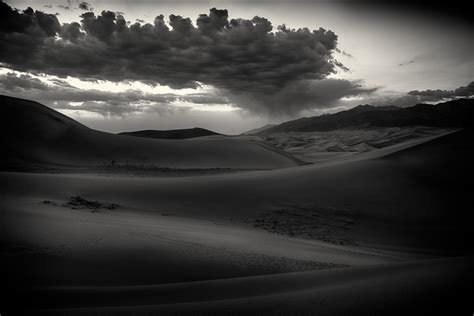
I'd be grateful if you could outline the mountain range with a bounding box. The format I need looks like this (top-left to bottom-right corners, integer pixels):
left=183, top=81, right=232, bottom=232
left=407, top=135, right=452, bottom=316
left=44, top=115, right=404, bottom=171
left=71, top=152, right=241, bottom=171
left=256, top=98, right=474, bottom=134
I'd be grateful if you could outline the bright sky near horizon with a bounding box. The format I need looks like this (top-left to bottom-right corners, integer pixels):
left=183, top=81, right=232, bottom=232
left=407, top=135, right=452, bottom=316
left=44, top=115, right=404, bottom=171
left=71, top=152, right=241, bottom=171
left=1, top=0, right=472, bottom=133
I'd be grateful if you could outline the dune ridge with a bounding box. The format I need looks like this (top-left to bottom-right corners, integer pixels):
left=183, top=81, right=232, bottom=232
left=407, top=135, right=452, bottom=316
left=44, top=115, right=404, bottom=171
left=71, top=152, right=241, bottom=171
left=16, top=257, right=474, bottom=315
left=1, top=96, right=473, bottom=315
left=0, top=95, right=301, bottom=170
left=119, top=127, right=220, bottom=139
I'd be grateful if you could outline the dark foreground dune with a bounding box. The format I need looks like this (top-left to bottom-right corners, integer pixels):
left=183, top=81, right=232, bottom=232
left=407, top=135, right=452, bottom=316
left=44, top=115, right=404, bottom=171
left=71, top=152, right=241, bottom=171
left=1, top=96, right=474, bottom=315
left=31, top=257, right=474, bottom=315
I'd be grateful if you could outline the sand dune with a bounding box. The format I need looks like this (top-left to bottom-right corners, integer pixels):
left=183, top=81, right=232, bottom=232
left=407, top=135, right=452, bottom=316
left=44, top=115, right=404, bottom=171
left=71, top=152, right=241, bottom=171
left=4, top=188, right=464, bottom=315
left=2, top=187, right=423, bottom=314
left=262, top=126, right=456, bottom=163
left=26, top=257, right=474, bottom=315
left=1, top=98, right=473, bottom=314
left=0, top=95, right=300, bottom=170
left=3, top=128, right=471, bottom=252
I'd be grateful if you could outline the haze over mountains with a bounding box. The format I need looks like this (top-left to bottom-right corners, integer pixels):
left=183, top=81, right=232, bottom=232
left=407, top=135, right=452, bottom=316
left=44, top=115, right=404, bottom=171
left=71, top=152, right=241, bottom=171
left=256, top=98, right=474, bottom=134
left=117, top=98, right=474, bottom=140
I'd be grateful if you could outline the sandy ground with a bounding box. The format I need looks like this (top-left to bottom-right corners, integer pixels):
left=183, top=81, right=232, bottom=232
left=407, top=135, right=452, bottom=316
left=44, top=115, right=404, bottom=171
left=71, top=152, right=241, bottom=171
left=263, top=126, right=456, bottom=163
left=1, top=128, right=474, bottom=314
left=32, top=257, right=474, bottom=315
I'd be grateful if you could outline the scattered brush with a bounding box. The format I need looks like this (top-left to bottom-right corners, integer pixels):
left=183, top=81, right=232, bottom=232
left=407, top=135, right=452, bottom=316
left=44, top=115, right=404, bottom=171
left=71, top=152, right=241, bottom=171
left=42, top=196, right=118, bottom=212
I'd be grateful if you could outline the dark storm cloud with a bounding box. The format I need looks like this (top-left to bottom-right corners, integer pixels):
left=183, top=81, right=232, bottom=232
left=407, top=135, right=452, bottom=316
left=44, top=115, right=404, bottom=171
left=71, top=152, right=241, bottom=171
left=59, top=22, right=84, bottom=42
left=51, top=99, right=183, bottom=117
left=78, top=2, right=91, bottom=11
left=227, top=79, right=376, bottom=115
left=375, top=81, right=474, bottom=107
left=0, top=72, right=49, bottom=90
left=0, top=2, right=60, bottom=34
left=0, top=1, right=369, bottom=115
left=0, top=72, right=228, bottom=116
left=181, top=93, right=230, bottom=105
left=408, top=81, right=474, bottom=101
left=49, top=78, right=76, bottom=88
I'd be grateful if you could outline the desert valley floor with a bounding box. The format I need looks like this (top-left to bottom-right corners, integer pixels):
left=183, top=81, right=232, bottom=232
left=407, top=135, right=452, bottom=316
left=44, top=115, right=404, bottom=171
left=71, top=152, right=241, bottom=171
left=1, top=96, right=473, bottom=315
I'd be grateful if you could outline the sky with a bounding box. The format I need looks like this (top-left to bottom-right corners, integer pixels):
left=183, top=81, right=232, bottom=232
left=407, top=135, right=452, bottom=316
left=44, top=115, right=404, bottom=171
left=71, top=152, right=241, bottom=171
left=0, top=0, right=473, bottom=134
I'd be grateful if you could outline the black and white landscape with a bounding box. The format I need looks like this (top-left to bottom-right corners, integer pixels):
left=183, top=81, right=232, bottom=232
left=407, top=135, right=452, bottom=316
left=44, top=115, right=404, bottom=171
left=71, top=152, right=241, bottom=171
left=1, top=0, right=473, bottom=315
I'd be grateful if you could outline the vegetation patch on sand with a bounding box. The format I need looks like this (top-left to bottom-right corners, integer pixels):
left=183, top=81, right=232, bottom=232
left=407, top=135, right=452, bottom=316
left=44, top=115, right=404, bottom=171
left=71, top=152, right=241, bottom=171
left=252, top=206, right=357, bottom=245
left=42, top=196, right=119, bottom=212
left=93, top=162, right=258, bottom=176
left=205, top=250, right=349, bottom=273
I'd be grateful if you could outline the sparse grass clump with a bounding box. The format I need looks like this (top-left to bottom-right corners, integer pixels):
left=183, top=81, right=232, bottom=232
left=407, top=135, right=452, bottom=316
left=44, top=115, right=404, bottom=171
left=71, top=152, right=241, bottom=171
left=42, top=196, right=118, bottom=212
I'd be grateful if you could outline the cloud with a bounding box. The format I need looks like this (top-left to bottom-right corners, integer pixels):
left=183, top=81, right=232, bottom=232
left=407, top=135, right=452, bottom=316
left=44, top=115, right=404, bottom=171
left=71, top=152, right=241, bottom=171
left=0, top=71, right=229, bottom=116
left=335, top=48, right=353, bottom=58
left=398, top=59, right=415, bottom=67
left=0, top=2, right=371, bottom=116
left=78, top=2, right=91, bottom=11
left=407, top=82, right=474, bottom=100
left=57, top=5, right=70, bottom=11
left=374, top=81, right=474, bottom=107
left=226, top=79, right=377, bottom=116
left=0, top=72, right=50, bottom=90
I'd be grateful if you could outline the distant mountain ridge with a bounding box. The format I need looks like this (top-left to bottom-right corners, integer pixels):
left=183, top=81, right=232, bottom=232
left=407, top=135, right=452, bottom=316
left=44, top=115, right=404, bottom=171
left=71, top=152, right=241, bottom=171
left=259, top=99, right=474, bottom=134
left=120, top=127, right=220, bottom=140
left=243, top=124, right=276, bottom=135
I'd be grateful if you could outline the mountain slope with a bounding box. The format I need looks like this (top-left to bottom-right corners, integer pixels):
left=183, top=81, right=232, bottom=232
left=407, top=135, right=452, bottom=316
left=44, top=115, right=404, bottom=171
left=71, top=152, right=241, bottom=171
left=243, top=124, right=276, bottom=135
left=0, top=95, right=301, bottom=170
left=261, top=99, right=473, bottom=133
